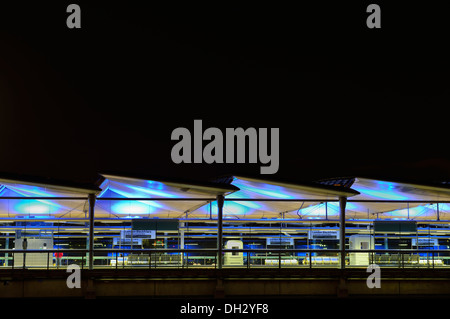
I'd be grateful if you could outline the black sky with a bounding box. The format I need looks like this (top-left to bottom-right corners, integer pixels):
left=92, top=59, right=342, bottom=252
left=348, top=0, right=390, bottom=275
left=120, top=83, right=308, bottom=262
left=1, top=2, right=449, bottom=185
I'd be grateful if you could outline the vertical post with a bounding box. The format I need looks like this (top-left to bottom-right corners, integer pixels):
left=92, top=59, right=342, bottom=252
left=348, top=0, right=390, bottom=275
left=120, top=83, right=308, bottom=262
left=339, top=196, right=347, bottom=269
left=88, top=193, right=96, bottom=270
left=5, top=233, right=8, bottom=267
left=180, top=222, right=185, bottom=266
left=217, top=194, right=224, bottom=269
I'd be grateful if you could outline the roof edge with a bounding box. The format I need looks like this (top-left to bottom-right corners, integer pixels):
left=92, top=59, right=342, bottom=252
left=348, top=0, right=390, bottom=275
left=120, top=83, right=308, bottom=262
left=0, top=172, right=101, bottom=195
left=100, top=171, right=239, bottom=195
left=229, top=174, right=360, bottom=197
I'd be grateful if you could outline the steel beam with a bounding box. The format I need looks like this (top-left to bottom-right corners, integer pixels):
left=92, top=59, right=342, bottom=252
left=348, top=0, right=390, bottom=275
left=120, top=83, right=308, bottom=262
left=88, top=193, right=96, bottom=270
left=339, top=196, right=347, bottom=269
left=217, top=194, right=224, bottom=269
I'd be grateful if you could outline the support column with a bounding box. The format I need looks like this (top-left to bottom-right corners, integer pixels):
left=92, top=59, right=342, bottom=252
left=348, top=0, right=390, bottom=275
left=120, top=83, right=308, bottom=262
left=180, top=222, right=185, bottom=266
left=88, top=193, right=96, bottom=270
left=217, top=194, right=224, bottom=269
left=339, top=196, right=347, bottom=269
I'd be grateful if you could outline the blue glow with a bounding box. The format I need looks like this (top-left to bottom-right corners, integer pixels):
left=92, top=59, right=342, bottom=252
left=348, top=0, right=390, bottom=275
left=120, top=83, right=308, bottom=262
left=231, top=200, right=263, bottom=209
left=294, top=202, right=360, bottom=218
left=107, top=187, right=164, bottom=209
left=14, top=200, right=60, bottom=215
left=360, top=188, right=409, bottom=200
left=19, top=215, right=55, bottom=219
left=111, top=201, right=157, bottom=215
left=208, top=201, right=253, bottom=216
left=352, top=180, right=410, bottom=200
left=383, top=205, right=435, bottom=219
left=245, top=187, right=293, bottom=199
left=223, top=202, right=253, bottom=215
left=105, top=182, right=176, bottom=202
left=145, top=180, right=166, bottom=190
left=231, top=179, right=294, bottom=199
left=127, top=185, right=176, bottom=198
left=0, top=187, right=26, bottom=197
left=7, top=185, right=60, bottom=197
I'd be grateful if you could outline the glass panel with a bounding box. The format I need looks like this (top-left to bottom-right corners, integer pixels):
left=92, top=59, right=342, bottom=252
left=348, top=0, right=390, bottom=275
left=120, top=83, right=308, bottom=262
left=1, top=197, right=449, bottom=271
left=0, top=198, right=90, bottom=269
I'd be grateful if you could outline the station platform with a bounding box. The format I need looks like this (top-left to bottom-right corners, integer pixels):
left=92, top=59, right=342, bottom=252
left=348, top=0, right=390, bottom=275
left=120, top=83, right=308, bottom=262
left=1, top=268, right=450, bottom=299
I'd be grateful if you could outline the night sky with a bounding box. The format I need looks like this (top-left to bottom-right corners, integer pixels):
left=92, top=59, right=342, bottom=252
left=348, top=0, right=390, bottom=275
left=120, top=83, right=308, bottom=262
left=1, top=2, right=449, bottom=186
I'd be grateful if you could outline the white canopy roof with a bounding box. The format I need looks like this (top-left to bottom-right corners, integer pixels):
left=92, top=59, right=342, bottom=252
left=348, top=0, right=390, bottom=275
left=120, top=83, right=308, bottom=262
left=1, top=173, right=450, bottom=221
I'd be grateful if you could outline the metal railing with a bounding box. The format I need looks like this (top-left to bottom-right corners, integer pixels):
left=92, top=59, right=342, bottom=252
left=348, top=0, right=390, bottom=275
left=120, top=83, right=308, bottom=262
left=1, top=248, right=448, bottom=270
left=347, top=249, right=450, bottom=269
left=0, top=249, right=88, bottom=270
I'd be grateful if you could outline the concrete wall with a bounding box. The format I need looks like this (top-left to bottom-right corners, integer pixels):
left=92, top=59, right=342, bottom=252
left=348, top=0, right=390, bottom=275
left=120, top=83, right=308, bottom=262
left=1, top=276, right=450, bottom=298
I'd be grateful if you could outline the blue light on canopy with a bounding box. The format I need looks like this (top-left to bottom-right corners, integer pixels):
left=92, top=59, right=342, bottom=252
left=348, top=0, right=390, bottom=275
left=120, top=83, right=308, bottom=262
left=208, top=201, right=253, bottom=216
left=106, top=181, right=180, bottom=198
left=145, top=180, right=166, bottom=190
left=105, top=186, right=164, bottom=209
left=14, top=200, right=60, bottom=215
left=352, top=181, right=409, bottom=200
left=230, top=200, right=263, bottom=210
left=382, top=204, right=436, bottom=219
left=360, top=189, right=409, bottom=200
left=0, top=184, right=85, bottom=217
left=111, top=201, right=157, bottom=215
left=6, top=184, right=74, bottom=197
left=5, top=185, right=63, bottom=214
left=19, top=215, right=55, bottom=219
left=223, top=202, right=253, bottom=215
left=230, top=179, right=294, bottom=199
left=295, top=202, right=358, bottom=218
left=296, top=202, right=338, bottom=218
left=127, top=185, right=177, bottom=198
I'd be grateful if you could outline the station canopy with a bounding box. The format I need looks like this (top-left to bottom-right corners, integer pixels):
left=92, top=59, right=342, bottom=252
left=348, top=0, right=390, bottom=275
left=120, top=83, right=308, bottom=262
left=2, top=173, right=450, bottom=221
left=0, top=174, right=99, bottom=219
left=317, top=177, right=450, bottom=221
left=220, top=176, right=358, bottom=219
left=96, top=174, right=238, bottom=219
left=96, top=174, right=358, bottom=219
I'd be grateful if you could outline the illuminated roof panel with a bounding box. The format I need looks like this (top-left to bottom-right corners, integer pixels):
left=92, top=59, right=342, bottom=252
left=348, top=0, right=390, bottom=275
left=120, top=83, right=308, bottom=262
left=1, top=174, right=450, bottom=220
left=230, top=176, right=358, bottom=200
left=350, top=177, right=450, bottom=202
left=96, top=174, right=237, bottom=218
left=0, top=179, right=92, bottom=218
